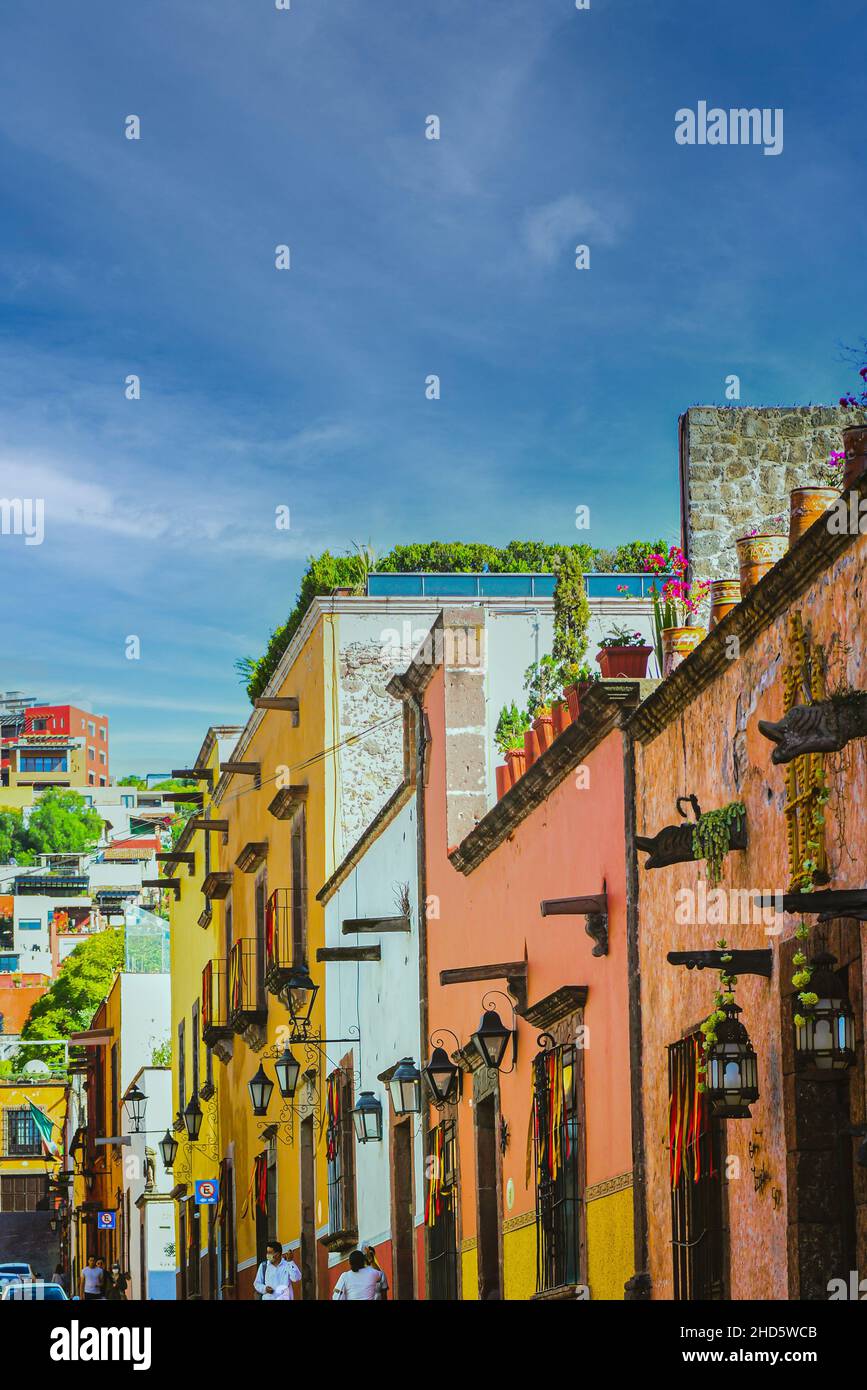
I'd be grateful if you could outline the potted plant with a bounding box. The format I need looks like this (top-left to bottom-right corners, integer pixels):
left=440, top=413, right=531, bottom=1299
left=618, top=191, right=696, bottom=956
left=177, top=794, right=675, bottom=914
left=654, top=576, right=710, bottom=677
left=552, top=551, right=591, bottom=718
left=643, top=544, right=687, bottom=674
left=838, top=364, right=867, bottom=487
left=494, top=702, right=530, bottom=792
left=595, top=624, right=653, bottom=679
left=559, top=661, right=600, bottom=721
left=524, top=655, right=561, bottom=754
left=735, top=517, right=789, bottom=596
left=789, top=451, right=843, bottom=545
left=708, top=579, right=741, bottom=630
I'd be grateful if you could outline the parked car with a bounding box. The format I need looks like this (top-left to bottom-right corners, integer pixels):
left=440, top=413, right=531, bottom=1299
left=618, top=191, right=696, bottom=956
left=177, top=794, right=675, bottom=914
left=2, top=1280, right=68, bottom=1301
left=0, top=1263, right=33, bottom=1279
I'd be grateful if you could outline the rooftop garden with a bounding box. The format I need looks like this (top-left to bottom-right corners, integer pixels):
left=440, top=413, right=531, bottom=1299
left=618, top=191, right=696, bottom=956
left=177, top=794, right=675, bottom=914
left=237, top=538, right=667, bottom=701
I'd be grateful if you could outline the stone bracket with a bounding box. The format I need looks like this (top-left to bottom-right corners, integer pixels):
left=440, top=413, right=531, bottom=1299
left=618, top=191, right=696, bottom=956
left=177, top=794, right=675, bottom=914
left=666, top=949, right=773, bottom=978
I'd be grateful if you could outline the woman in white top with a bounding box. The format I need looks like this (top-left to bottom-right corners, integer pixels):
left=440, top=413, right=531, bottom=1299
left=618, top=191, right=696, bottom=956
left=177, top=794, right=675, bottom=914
left=332, top=1249, right=387, bottom=1300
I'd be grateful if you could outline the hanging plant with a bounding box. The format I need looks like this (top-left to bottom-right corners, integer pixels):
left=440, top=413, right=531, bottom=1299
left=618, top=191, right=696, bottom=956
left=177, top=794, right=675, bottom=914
left=697, top=940, right=736, bottom=1088
left=691, top=801, right=746, bottom=886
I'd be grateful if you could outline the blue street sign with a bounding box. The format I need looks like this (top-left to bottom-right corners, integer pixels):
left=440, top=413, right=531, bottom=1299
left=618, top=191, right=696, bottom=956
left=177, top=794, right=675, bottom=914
left=97, top=1210, right=116, bottom=1229
left=195, top=1179, right=219, bottom=1205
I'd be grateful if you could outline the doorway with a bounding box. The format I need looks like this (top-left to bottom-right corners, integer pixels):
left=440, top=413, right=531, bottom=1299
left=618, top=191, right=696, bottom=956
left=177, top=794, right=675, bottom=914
left=475, top=1093, right=502, bottom=1299
left=300, top=1114, right=317, bottom=1300
left=392, top=1119, right=415, bottom=1298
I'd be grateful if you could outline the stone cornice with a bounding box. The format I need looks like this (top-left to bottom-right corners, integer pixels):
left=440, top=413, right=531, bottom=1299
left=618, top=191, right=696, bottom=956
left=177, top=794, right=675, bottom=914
left=450, top=680, right=653, bottom=876
left=628, top=474, right=867, bottom=746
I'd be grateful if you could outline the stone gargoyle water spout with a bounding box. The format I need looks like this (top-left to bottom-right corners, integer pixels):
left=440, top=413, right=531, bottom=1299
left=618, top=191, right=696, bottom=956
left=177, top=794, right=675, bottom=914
left=758, top=693, right=867, bottom=765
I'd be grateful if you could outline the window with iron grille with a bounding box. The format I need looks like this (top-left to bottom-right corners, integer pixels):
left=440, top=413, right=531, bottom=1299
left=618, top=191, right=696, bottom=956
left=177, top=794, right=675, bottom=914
left=326, top=1069, right=356, bottom=1238
left=2, top=1108, right=42, bottom=1157
left=532, top=1042, right=584, bottom=1294
left=426, top=1119, right=459, bottom=1300
left=668, top=1034, right=726, bottom=1301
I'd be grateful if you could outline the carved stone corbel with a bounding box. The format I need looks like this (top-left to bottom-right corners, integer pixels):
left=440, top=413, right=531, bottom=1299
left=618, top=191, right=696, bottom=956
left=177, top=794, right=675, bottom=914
left=758, top=693, right=867, bottom=764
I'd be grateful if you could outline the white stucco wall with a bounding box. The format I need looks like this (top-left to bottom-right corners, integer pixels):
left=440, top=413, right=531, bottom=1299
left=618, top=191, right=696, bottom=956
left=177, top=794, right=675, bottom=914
left=323, top=796, right=424, bottom=1257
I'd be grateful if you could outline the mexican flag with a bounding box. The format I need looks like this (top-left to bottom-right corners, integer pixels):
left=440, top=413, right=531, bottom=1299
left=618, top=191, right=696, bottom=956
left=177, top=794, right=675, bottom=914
left=27, top=1099, right=59, bottom=1159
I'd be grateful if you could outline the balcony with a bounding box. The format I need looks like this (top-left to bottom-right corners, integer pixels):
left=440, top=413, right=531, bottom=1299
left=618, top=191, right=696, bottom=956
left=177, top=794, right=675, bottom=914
left=227, top=938, right=267, bottom=1032
left=264, top=888, right=303, bottom=995
left=201, top=959, right=232, bottom=1046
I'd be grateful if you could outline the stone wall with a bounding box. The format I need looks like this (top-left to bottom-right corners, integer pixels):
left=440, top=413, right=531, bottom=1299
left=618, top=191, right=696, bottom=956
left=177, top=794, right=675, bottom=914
left=681, top=405, right=860, bottom=581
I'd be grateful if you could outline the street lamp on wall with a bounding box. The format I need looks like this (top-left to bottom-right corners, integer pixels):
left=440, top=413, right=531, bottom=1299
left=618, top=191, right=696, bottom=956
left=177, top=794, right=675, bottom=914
left=704, top=1002, right=759, bottom=1119
left=422, top=1031, right=462, bottom=1107
left=351, top=1091, right=383, bottom=1144
left=283, top=966, right=320, bottom=1035
left=388, top=1058, right=422, bottom=1116
left=248, top=1063, right=275, bottom=1117
left=123, top=1083, right=147, bottom=1135
left=794, top=954, right=856, bottom=1072
left=472, top=991, right=518, bottom=1072
left=183, top=1095, right=204, bottom=1141
left=159, top=1129, right=179, bottom=1171
left=274, top=1046, right=302, bottom=1100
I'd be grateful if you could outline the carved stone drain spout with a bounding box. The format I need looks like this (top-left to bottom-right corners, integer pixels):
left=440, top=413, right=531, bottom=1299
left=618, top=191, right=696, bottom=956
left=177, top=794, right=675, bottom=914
left=758, top=693, right=867, bottom=764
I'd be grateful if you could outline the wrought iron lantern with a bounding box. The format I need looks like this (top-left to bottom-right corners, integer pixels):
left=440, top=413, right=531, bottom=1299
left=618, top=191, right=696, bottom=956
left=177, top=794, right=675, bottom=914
left=351, top=1091, right=383, bottom=1143
left=423, top=1039, right=461, bottom=1106
left=793, top=953, right=856, bottom=1072
left=183, top=1094, right=204, bottom=1141
left=159, top=1129, right=179, bottom=1171
left=274, top=1045, right=302, bottom=1100
left=388, top=1058, right=422, bottom=1115
left=283, top=966, right=320, bottom=1033
left=248, top=1062, right=275, bottom=1117
left=472, top=1009, right=513, bottom=1072
left=123, top=1083, right=147, bottom=1134
left=704, top=1002, right=759, bottom=1118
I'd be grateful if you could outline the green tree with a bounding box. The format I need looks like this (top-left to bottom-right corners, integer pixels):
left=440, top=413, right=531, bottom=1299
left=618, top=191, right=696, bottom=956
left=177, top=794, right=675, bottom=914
left=0, top=809, right=24, bottom=861
left=18, top=789, right=103, bottom=861
left=18, top=928, right=125, bottom=1067
left=552, top=550, right=591, bottom=683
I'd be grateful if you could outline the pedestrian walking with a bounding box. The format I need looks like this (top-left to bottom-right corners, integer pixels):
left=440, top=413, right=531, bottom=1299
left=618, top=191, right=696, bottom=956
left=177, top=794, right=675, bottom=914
left=80, top=1256, right=104, bottom=1301
left=253, top=1240, right=302, bottom=1300
left=332, top=1249, right=387, bottom=1301
left=104, top=1263, right=130, bottom=1300
left=363, top=1245, right=389, bottom=1300
left=54, top=1264, right=68, bottom=1294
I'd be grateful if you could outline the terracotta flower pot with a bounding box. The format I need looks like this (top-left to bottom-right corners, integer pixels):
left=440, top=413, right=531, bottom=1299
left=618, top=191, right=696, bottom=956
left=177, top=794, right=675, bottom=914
left=564, top=685, right=581, bottom=722
left=533, top=713, right=554, bottom=753
left=842, top=425, right=867, bottom=489
left=735, top=534, right=789, bottom=597
left=595, top=645, right=653, bottom=679
left=788, top=486, right=840, bottom=545
left=708, top=579, right=741, bottom=630
left=551, top=700, right=572, bottom=737
left=523, top=727, right=540, bottom=768
left=505, top=748, right=526, bottom=783
left=495, top=763, right=512, bottom=799
left=661, top=625, right=705, bottom=677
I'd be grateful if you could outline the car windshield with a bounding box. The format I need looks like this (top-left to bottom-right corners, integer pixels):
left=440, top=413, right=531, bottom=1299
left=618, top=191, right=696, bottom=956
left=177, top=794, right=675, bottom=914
left=0, top=1265, right=30, bottom=1275
left=4, top=1282, right=67, bottom=1300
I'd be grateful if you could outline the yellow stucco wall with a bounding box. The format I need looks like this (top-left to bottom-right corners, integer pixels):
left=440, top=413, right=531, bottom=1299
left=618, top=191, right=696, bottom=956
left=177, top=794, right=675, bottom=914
left=503, top=1216, right=536, bottom=1300
left=213, top=616, right=331, bottom=1287
left=0, top=1081, right=66, bottom=1175
left=461, top=1242, right=478, bottom=1300
left=586, top=1183, right=633, bottom=1300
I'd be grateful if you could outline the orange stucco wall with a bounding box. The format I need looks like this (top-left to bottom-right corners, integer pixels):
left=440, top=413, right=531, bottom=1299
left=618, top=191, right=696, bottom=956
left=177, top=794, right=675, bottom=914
left=634, top=530, right=867, bottom=1300
left=424, top=664, right=634, bottom=1292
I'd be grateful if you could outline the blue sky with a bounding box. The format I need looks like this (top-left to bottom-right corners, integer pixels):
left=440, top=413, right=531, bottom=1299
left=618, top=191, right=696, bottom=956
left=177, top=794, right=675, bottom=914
left=0, top=0, right=864, bottom=772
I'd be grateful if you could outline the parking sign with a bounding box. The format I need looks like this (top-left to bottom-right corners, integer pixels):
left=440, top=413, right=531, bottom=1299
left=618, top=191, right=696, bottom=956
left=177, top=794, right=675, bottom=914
left=195, top=1179, right=219, bottom=1205
left=97, top=1210, right=116, bottom=1229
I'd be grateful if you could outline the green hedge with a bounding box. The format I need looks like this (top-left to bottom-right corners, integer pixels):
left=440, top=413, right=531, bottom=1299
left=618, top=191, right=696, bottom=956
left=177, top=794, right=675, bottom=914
left=240, top=539, right=666, bottom=701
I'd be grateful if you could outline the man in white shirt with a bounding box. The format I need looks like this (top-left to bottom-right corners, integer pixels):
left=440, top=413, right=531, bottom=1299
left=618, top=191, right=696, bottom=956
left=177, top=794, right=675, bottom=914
left=254, top=1241, right=302, bottom=1300
left=332, top=1249, right=387, bottom=1301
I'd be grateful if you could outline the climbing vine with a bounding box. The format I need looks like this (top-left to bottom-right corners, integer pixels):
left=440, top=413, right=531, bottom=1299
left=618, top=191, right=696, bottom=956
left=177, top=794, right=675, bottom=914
left=692, top=802, right=746, bottom=887
left=697, top=940, right=737, bottom=1090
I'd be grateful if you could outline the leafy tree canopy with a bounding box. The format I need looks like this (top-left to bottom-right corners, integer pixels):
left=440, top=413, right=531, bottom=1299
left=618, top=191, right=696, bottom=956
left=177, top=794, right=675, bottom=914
left=18, top=928, right=125, bottom=1066
left=1, top=789, right=103, bottom=865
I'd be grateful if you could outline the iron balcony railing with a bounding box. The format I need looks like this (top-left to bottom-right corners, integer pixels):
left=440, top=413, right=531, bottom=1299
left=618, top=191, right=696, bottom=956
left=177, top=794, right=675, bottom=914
left=227, top=938, right=267, bottom=1032
left=201, top=958, right=232, bottom=1045
left=264, top=888, right=303, bottom=994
